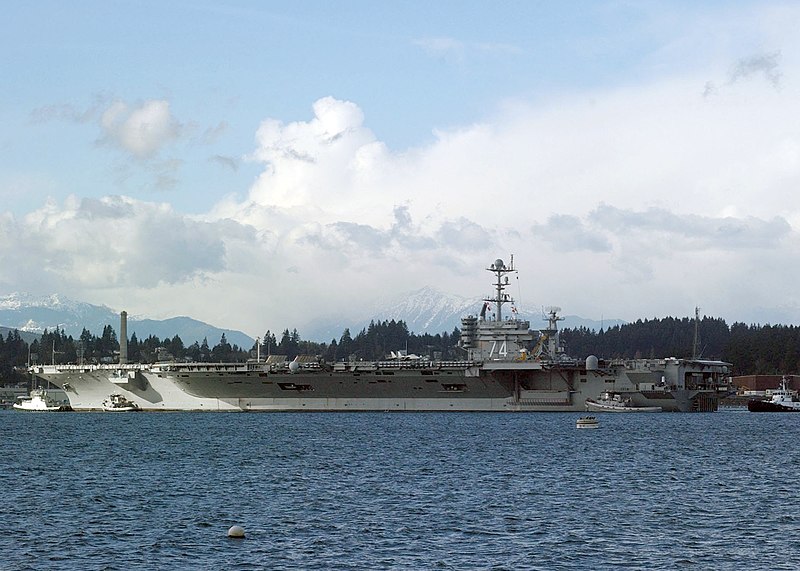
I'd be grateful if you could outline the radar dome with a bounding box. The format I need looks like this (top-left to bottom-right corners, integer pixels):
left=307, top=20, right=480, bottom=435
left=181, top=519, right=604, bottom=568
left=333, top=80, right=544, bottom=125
left=494, top=258, right=504, bottom=269
left=585, top=355, right=599, bottom=370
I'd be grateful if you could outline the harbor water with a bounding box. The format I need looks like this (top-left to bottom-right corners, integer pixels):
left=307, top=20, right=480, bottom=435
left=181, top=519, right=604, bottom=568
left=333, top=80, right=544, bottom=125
left=1, top=410, right=799, bottom=570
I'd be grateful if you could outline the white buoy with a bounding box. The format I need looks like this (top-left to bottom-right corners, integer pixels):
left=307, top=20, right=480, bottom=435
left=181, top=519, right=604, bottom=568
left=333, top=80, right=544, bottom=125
left=227, top=525, right=245, bottom=538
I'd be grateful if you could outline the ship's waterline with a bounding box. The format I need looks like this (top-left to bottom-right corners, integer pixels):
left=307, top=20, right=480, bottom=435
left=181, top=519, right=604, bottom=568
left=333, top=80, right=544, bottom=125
left=30, top=257, right=733, bottom=412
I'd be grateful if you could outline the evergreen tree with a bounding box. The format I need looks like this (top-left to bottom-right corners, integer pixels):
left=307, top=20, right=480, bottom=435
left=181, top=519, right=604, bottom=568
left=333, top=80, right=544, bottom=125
left=186, top=341, right=202, bottom=362
left=211, top=333, right=232, bottom=362
left=128, top=332, right=141, bottom=362
left=167, top=335, right=185, bottom=360
left=338, top=328, right=354, bottom=361
left=325, top=338, right=338, bottom=361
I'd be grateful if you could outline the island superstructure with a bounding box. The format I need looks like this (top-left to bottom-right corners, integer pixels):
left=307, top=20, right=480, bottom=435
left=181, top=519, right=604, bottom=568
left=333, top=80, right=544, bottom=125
left=30, top=258, right=732, bottom=412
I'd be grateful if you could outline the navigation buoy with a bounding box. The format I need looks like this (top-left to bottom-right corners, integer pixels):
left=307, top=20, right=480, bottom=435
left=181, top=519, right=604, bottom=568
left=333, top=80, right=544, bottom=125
left=227, top=525, right=245, bottom=538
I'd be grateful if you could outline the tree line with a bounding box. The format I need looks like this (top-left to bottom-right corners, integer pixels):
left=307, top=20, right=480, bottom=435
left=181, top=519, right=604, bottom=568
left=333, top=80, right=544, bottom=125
left=1, top=315, right=799, bottom=384
left=560, top=316, right=800, bottom=376
left=0, top=319, right=463, bottom=384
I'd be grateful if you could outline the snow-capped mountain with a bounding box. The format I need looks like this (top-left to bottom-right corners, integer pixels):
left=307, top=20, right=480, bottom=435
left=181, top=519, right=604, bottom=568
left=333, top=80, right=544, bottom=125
left=0, top=293, right=254, bottom=348
left=374, top=286, right=479, bottom=333
left=300, top=286, right=625, bottom=341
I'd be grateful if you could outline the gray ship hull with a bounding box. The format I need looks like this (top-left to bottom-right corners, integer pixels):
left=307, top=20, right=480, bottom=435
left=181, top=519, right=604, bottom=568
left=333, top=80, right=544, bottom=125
left=31, top=358, right=729, bottom=413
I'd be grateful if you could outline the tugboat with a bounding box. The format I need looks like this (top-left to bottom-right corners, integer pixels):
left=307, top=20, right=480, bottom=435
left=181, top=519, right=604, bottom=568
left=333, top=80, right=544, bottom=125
left=747, top=377, right=800, bottom=412
left=13, top=388, right=71, bottom=412
left=102, top=394, right=140, bottom=412
left=585, top=391, right=662, bottom=413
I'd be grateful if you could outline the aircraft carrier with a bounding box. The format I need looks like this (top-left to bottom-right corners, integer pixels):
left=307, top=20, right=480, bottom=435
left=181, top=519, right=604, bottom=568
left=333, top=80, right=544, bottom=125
left=30, top=257, right=733, bottom=412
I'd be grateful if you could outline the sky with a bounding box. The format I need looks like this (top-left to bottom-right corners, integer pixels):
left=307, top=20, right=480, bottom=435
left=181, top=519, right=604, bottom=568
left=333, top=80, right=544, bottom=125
left=2, top=0, right=800, bottom=339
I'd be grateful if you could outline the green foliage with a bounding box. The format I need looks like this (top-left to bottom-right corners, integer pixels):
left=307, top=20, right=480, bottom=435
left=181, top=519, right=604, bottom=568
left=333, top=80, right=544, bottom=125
left=6, top=314, right=799, bottom=376
left=0, top=330, right=28, bottom=383
left=561, top=317, right=800, bottom=376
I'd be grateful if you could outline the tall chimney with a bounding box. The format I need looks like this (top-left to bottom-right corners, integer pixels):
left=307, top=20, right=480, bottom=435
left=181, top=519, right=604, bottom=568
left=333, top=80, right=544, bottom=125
left=120, top=311, right=128, bottom=364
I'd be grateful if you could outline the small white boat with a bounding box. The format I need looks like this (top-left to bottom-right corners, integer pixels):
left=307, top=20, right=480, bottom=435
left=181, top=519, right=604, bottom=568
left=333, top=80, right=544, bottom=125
left=585, top=391, right=662, bottom=413
left=576, top=416, right=599, bottom=429
left=102, top=394, right=140, bottom=412
left=13, top=388, right=70, bottom=412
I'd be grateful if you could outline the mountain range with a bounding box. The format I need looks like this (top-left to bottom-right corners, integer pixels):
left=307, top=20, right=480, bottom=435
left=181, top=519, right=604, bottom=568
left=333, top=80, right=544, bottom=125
left=0, top=290, right=624, bottom=348
left=0, top=293, right=254, bottom=348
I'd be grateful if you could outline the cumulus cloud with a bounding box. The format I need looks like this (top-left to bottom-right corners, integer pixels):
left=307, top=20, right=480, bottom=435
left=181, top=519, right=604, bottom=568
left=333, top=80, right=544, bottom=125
left=0, top=195, right=259, bottom=294
left=12, top=28, right=800, bottom=335
left=234, top=97, right=388, bottom=218
left=99, top=100, right=182, bottom=158
left=190, top=79, right=800, bottom=333
left=26, top=97, right=226, bottom=195
left=31, top=96, right=230, bottom=165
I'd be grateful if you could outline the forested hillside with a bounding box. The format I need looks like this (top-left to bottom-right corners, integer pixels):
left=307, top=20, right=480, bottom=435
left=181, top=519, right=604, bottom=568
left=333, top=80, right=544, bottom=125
left=561, top=317, right=800, bottom=376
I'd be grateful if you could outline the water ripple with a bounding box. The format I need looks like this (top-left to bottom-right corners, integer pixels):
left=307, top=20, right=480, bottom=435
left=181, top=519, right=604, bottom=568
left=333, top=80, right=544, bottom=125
left=2, top=411, right=800, bottom=569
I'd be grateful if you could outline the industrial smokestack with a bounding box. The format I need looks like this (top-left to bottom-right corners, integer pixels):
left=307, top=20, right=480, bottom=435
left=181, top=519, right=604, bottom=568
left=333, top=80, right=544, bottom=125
left=120, top=311, right=128, bottom=364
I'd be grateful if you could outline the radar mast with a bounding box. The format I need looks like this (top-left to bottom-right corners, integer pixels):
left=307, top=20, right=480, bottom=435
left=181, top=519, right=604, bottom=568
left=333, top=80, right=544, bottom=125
left=484, top=256, right=517, bottom=322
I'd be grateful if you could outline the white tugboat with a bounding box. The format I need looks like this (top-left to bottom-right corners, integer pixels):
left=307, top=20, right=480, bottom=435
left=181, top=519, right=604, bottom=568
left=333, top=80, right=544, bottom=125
left=13, top=388, right=70, bottom=412
left=102, top=394, right=140, bottom=412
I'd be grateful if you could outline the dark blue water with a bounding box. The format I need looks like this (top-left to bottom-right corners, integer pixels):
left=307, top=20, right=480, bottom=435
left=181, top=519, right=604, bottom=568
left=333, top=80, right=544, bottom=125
left=1, top=410, right=799, bottom=570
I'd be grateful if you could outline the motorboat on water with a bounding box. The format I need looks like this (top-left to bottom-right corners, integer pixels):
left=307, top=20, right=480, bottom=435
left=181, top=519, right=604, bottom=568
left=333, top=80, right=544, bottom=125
left=13, top=388, right=71, bottom=412
left=748, top=377, right=800, bottom=412
left=102, top=394, right=140, bottom=412
left=585, top=391, right=662, bottom=413
left=576, top=416, right=599, bottom=429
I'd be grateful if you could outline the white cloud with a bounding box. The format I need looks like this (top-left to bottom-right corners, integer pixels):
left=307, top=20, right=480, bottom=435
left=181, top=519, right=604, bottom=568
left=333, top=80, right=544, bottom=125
left=200, top=75, right=800, bottom=332
left=8, top=4, right=800, bottom=337
left=589, top=205, right=790, bottom=251
left=100, top=100, right=182, bottom=158
left=242, top=97, right=376, bottom=213
left=9, top=74, right=800, bottom=336
left=0, top=195, right=258, bottom=294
